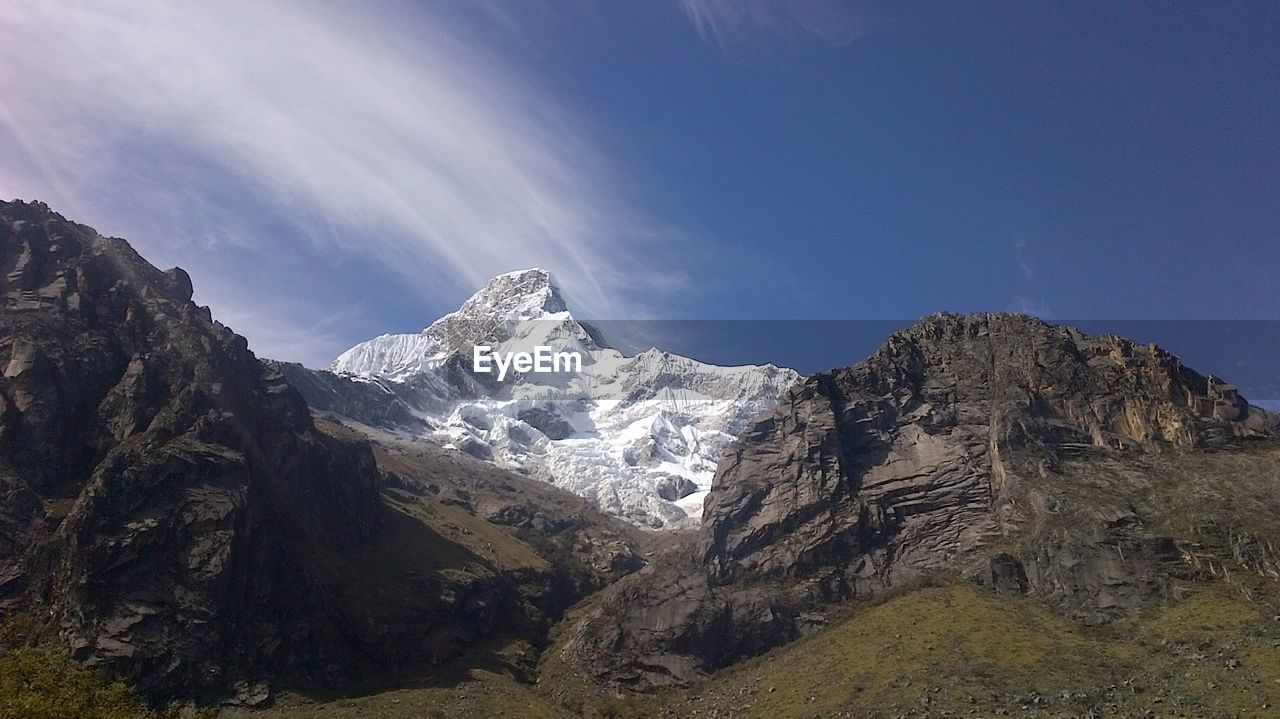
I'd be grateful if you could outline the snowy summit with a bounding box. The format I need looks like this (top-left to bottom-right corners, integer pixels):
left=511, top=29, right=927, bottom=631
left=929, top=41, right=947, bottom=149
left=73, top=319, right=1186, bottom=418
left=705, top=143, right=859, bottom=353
left=330, top=269, right=798, bottom=528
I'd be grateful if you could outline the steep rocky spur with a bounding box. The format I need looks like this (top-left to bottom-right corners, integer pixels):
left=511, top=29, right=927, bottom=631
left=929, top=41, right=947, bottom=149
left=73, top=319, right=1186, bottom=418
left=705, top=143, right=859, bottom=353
left=0, top=200, right=644, bottom=703
left=560, top=313, right=1278, bottom=690
left=0, top=200, right=391, bottom=697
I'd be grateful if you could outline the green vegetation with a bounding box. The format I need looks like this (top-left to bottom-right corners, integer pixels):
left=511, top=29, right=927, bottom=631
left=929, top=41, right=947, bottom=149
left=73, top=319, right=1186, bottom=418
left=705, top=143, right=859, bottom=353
left=7, top=578, right=1274, bottom=718
left=14, top=440, right=1280, bottom=717
left=0, top=646, right=211, bottom=719
left=0, top=612, right=216, bottom=719
left=230, top=668, right=573, bottom=719
left=240, top=578, right=1280, bottom=718
left=680, top=582, right=1280, bottom=718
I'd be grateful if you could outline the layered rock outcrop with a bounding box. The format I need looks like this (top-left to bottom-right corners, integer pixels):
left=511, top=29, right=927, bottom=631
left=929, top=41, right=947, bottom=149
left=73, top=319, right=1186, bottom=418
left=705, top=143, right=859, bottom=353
left=0, top=200, right=396, bottom=696
left=561, top=312, right=1277, bottom=689
left=0, top=200, right=643, bottom=701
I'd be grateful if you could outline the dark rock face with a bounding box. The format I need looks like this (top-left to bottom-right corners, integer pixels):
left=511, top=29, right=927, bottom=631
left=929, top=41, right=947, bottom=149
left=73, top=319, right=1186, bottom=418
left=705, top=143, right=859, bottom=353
left=561, top=313, right=1277, bottom=690
left=0, top=200, right=387, bottom=695
left=0, top=200, right=645, bottom=701
left=517, top=407, right=574, bottom=441
left=267, top=360, right=429, bottom=433
left=654, top=474, right=698, bottom=502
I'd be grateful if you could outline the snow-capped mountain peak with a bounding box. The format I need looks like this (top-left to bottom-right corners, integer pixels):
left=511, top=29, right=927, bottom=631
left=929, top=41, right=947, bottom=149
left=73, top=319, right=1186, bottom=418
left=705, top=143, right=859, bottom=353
left=331, top=268, right=603, bottom=380
left=428, top=268, right=569, bottom=339
left=328, top=269, right=798, bottom=528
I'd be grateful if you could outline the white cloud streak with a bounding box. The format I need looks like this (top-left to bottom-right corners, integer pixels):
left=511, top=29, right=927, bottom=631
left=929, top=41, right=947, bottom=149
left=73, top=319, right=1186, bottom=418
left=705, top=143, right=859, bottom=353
left=1014, top=240, right=1036, bottom=280
left=0, top=1, right=676, bottom=365
left=679, top=0, right=876, bottom=49
left=1009, top=296, right=1051, bottom=318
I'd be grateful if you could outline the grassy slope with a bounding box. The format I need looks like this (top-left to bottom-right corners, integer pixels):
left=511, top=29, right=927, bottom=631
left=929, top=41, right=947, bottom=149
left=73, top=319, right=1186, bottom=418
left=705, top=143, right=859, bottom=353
left=245, top=578, right=1280, bottom=719
left=681, top=582, right=1280, bottom=718
left=241, top=439, right=1280, bottom=718
left=22, top=431, right=1223, bottom=717
left=239, top=669, right=569, bottom=719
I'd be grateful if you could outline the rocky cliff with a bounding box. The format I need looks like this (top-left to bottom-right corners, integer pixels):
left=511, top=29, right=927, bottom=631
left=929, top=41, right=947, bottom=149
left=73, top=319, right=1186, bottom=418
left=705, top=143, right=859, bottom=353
left=265, top=360, right=429, bottom=433
left=0, top=200, right=643, bottom=703
left=0, top=199, right=395, bottom=698
left=560, top=312, right=1278, bottom=690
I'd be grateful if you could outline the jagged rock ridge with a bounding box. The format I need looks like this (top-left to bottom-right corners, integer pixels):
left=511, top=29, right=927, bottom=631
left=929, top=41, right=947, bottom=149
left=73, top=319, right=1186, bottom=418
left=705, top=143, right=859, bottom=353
left=0, top=200, right=644, bottom=702
left=560, top=312, right=1278, bottom=689
left=0, top=200, right=387, bottom=695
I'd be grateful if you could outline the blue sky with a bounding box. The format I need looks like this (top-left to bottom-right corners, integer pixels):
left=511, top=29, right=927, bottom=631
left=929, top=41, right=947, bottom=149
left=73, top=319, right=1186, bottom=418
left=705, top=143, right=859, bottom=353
left=1, top=1, right=1277, bottom=367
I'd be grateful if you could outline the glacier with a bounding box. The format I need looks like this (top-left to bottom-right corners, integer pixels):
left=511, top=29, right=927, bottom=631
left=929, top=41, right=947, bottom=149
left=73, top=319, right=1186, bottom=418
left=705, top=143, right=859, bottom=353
left=330, top=268, right=798, bottom=528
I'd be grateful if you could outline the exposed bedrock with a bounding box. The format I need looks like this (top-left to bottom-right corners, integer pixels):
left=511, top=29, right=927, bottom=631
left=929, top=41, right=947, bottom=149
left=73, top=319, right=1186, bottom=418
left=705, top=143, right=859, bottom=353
left=561, top=312, right=1277, bottom=690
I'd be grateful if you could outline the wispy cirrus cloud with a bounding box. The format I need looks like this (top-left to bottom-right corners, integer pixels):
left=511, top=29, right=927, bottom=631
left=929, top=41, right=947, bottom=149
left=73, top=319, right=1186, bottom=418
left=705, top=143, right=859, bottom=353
left=679, top=0, right=879, bottom=50
left=1014, top=240, right=1036, bottom=280
left=0, top=1, right=679, bottom=365
left=1010, top=296, right=1051, bottom=318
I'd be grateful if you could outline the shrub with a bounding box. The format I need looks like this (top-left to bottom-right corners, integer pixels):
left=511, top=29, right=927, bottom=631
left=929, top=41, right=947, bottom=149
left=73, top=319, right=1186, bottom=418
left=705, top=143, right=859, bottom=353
left=0, top=646, right=198, bottom=719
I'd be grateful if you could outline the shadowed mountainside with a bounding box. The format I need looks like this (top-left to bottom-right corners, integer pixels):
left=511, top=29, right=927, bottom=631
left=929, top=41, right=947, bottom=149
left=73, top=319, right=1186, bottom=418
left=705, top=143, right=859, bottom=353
left=0, top=200, right=644, bottom=704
